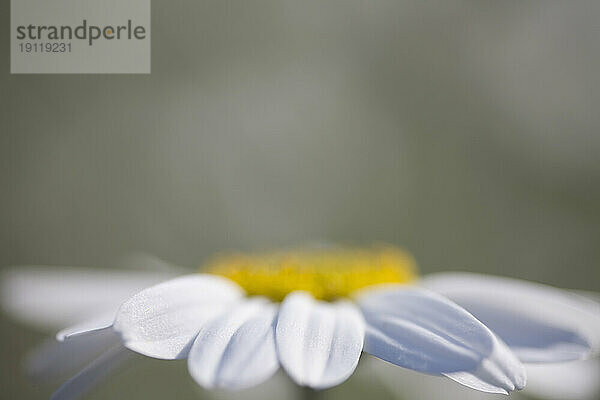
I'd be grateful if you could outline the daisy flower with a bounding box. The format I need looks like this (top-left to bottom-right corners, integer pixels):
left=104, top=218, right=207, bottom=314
left=2, top=247, right=600, bottom=399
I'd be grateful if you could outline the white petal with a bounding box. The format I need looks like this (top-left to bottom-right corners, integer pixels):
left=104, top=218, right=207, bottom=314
left=524, top=359, right=600, bottom=400
left=421, top=273, right=600, bottom=362
left=113, top=274, right=244, bottom=359
left=364, top=354, right=514, bottom=400
left=358, top=286, right=525, bottom=394
left=50, top=344, right=131, bottom=400
left=188, top=298, right=279, bottom=390
left=275, top=291, right=365, bottom=389
left=573, top=289, right=600, bottom=305
left=56, top=310, right=116, bottom=341
left=444, top=344, right=527, bottom=395
left=25, top=329, right=120, bottom=382
left=1, top=266, right=176, bottom=330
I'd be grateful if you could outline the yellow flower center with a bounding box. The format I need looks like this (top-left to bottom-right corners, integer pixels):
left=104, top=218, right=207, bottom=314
left=205, top=245, right=417, bottom=301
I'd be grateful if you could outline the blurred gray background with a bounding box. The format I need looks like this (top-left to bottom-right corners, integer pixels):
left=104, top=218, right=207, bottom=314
left=1, top=1, right=599, bottom=399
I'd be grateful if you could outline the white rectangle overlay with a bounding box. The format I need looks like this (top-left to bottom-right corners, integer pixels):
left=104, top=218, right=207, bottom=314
left=11, top=0, right=150, bottom=74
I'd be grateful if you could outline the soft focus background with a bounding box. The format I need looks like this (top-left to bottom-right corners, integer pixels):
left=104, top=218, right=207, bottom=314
left=1, top=1, right=600, bottom=399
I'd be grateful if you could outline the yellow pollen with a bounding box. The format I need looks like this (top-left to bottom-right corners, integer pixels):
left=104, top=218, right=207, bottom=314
left=204, top=246, right=417, bottom=301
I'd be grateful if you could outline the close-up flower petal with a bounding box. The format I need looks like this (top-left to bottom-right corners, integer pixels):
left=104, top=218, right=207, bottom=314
left=364, top=354, right=511, bottom=400
left=443, top=342, right=526, bottom=395
left=275, top=291, right=365, bottom=389
left=187, top=297, right=279, bottom=390
left=56, top=311, right=116, bottom=342
left=421, top=273, right=600, bottom=362
left=113, top=274, right=244, bottom=359
left=358, top=286, right=525, bottom=393
left=0, top=267, right=176, bottom=330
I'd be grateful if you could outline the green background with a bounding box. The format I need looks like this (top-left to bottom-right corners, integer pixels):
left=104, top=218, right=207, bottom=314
left=1, top=1, right=599, bottom=399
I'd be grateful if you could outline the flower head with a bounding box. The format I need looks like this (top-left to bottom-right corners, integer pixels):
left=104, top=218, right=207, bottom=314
left=3, top=247, right=599, bottom=400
